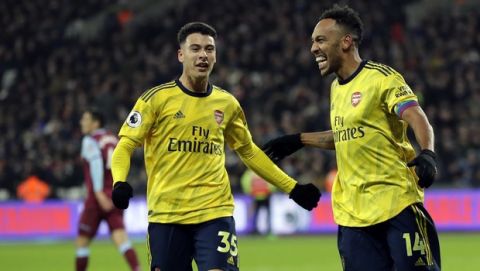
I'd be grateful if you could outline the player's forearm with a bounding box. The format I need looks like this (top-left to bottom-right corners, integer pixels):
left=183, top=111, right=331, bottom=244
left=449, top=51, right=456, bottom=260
left=301, top=131, right=335, bottom=150
left=237, top=144, right=296, bottom=193
left=111, top=137, right=137, bottom=184
left=402, top=106, right=434, bottom=151
left=94, top=191, right=113, bottom=211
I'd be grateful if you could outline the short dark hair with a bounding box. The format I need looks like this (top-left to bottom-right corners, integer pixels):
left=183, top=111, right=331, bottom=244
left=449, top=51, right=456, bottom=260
left=85, top=107, right=105, bottom=127
left=319, top=5, right=364, bottom=45
left=177, top=22, right=217, bottom=46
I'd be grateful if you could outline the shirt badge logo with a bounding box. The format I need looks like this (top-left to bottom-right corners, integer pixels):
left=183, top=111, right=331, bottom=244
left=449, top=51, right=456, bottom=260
left=126, top=111, right=142, bottom=128
left=214, top=110, right=224, bottom=125
left=351, top=92, right=362, bottom=107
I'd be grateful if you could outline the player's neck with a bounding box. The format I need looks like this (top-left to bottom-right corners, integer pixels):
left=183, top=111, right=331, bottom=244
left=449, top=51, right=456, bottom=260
left=337, top=52, right=362, bottom=81
left=179, top=74, right=209, bottom=93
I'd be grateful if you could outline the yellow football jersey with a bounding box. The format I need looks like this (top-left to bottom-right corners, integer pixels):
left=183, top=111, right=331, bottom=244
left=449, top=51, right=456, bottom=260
left=330, top=60, right=424, bottom=227
left=119, top=80, right=253, bottom=224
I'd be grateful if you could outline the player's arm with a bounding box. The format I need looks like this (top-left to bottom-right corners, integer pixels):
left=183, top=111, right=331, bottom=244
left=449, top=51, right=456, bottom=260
left=401, top=105, right=437, bottom=188
left=111, top=96, right=155, bottom=209
left=226, top=106, right=320, bottom=211
left=262, top=131, right=334, bottom=162
left=81, top=137, right=114, bottom=212
left=401, top=106, right=434, bottom=151
left=111, top=136, right=137, bottom=209
left=385, top=73, right=437, bottom=188
left=301, top=131, right=335, bottom=149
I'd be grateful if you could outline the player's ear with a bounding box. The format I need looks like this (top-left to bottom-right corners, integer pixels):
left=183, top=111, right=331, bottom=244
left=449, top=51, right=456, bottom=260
left=342, top=34, right=354, bottom=50
left=178, top=48, right=184, bottom=63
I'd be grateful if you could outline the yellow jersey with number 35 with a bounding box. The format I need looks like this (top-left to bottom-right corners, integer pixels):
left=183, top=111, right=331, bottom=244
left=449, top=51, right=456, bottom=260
left=119, top=79, right=252, bottom=224
left=330, top=60, right=424, bottom=227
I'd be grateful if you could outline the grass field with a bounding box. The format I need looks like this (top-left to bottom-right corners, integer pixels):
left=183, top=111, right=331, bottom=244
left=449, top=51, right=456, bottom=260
left=0, top=233, right=478, bottom=270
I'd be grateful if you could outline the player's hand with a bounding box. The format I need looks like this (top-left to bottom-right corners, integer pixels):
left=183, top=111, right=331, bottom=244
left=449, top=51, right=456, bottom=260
left=407, top=150, right=437, bottom=188
left=289, top=183, right=321, bottom=211
left=112, top=182, right=133, bottom=209
left=262, top=133, right=304, bottom=162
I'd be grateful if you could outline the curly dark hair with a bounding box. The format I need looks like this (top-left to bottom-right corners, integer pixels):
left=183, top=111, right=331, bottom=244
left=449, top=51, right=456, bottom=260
left=177, top=22, right=217, bottom=46
left=319, top=4, right=364, bottom=45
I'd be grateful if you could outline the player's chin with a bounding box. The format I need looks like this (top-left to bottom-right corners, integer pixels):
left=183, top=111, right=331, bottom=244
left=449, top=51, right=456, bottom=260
left=319, top=67, right=331, bottom=77
left=197, top=68, right=213, bottom=76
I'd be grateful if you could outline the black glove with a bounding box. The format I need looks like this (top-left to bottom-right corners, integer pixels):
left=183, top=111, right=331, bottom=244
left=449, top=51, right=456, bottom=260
left=262, top=133, right=304, bottom=162
left=289, top=183, right=321, bottom=211
left=407, top=150, right=437, bottom=188
left=112, top=182, right=133, bottom=209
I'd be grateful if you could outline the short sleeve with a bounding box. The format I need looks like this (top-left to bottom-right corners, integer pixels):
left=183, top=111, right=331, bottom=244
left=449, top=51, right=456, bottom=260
left=81, top=136, right=102, bottom=162
left=118, top=98, right=156, bottom=145
left=383, top=73, right=418, bottom=114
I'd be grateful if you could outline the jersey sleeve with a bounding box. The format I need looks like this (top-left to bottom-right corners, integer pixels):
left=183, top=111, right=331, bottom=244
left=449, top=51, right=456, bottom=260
left=118, top=97, right=156, bottom=145
left=382, top=73, right=418, bottom=116
left=224, top=103, right=253, bottom=151
left=81, top=136, right=104, bottom=192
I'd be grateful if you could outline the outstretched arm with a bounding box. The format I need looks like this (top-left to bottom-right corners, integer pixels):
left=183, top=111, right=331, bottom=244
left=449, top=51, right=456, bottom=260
left=262, top=130, right=334, bottom=162
left=237, top=143, right=321, bottom=211
left=300, top=130, right=335, bottom=150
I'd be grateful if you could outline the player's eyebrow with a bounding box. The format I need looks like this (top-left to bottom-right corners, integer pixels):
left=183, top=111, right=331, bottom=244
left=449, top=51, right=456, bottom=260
left=189, top=44, right=215, bottom=49
left=311, top=35, right=326, bottom=42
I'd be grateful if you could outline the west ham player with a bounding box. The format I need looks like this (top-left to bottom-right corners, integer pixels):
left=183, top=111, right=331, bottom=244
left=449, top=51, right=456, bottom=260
left=110, top=22, right=320, bottom=271
left=262, top=5, right=441, bottom=271
left=75, top=109, right=140, bottom=271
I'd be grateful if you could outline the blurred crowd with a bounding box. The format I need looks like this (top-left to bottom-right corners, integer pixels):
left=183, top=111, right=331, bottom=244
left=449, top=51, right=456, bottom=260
left=1, top=0, right=479, bottom=200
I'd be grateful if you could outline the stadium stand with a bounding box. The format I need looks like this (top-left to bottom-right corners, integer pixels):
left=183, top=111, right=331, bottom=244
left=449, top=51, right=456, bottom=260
left=1, top=0, right=479, bottom=200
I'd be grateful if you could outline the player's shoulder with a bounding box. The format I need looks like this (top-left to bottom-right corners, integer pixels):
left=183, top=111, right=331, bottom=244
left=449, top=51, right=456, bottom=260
left=363, top=60, right=402, bottom=78
left=212, top=84, right=233, bottom=96
left=139, top=80, right=178, bottom=102
left=212, top=84, right=238, bottom=101
left=81, top=135, right=98, bottom=152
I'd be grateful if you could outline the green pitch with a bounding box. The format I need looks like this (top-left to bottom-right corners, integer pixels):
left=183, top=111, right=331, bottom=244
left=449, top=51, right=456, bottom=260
left=0, top=233, right=478, bottom=270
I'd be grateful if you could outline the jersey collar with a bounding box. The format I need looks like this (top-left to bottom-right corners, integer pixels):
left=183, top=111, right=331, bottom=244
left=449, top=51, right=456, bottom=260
left=337, top=60, right=368, bottom=85
left=176, top=79, right=212, bottom=97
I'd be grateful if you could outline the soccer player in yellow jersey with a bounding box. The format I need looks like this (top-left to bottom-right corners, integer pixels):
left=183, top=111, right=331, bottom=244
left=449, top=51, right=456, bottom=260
left=263, top=5, right=441, bottom=271
left=109, top=22, right=320, bottom=271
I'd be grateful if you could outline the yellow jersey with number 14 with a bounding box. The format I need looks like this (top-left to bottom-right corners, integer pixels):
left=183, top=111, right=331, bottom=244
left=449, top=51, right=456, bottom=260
left=330, top=60, right=423, bottom=227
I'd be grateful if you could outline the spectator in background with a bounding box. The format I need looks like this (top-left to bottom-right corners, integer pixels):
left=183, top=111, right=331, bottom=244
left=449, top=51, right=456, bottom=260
left=241, top=169, right=275, bottom=235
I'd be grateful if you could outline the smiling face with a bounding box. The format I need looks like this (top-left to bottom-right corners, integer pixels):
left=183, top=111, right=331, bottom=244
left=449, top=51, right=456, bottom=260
left=178, top=33, right=216, bottom=80
left=310, top=19, right=346, bottom=77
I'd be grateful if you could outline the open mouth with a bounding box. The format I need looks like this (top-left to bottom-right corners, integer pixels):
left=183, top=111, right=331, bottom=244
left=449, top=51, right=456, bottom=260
left=316, top=55, right=327, bottom=69
left=196, top=62, right=209, bottom=69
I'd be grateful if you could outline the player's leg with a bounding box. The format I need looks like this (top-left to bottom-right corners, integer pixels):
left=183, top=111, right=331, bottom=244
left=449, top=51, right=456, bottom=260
left=258, top=198, right=271, bottom=235
left=148, top=222, right=194, bottom=271
left=75, top=206, right=101, bottom=271
left=386, top=203, right=441, bottom=271
left=107, top=209, right=140, bottom=271
left=193, top=216, right=239, bottom=271
left=337, top=224, right=393, bottom=271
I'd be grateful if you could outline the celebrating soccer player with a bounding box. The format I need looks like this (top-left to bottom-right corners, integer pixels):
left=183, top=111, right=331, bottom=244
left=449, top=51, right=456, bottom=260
left=110, top=22, right=321, bottom=271
left=262, top=5, right=441, bottom=271
left=75, top=109, right=139, bottom=271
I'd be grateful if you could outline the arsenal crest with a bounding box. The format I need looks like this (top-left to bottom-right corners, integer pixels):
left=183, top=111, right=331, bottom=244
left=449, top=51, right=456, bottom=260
left=351, top=92, right=362, bottom=107
left=214, top=110, right=224, bottom=125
